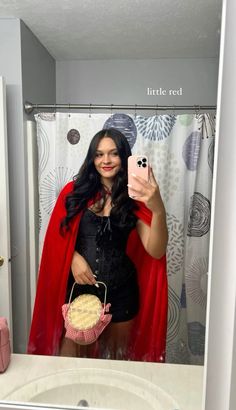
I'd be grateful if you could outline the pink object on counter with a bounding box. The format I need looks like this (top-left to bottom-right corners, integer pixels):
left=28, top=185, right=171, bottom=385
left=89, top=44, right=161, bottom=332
left=0, top=317, right=11, bottom=373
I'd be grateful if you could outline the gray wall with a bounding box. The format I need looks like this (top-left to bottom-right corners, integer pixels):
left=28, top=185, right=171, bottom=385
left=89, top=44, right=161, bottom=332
left=19, top=21, right=56, bottom=352
left=0, top=18, right=56, bottom=353
left=21, top=21, right=56, bottom=120
left=56, top=59, right=219, bottom=112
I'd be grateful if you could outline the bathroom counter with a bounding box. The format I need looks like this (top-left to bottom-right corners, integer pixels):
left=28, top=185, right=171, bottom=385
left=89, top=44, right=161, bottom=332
left=0, top=354, right=203, bottom=410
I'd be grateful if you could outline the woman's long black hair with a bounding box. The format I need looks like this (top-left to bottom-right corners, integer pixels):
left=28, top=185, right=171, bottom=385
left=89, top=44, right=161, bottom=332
left=61, top=128, right=138, bottom=231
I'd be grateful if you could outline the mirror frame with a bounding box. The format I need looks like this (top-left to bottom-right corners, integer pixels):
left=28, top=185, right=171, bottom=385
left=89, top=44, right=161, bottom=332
left=203, top=0, right=236, bottom=409
left=1, top=1, right=236, bottom=409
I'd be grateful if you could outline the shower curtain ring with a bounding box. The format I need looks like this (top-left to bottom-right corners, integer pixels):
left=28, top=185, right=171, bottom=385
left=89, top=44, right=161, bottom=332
left=194, top=105, right=200, bottom=119
left=110, top=104, right=114, bottom=117
left=89, top=103, right=92, bottom=118
left=68, top=104, right=71, bottom=118
left=155, top=105, right=158, bottom=118
left=134, top=104, right=137, bottom=119
left=172, top=104, right=176, bottom=116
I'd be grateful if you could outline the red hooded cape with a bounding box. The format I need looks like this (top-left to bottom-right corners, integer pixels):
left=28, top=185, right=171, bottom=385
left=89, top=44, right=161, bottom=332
left=28, top=182, right=168, bottom=362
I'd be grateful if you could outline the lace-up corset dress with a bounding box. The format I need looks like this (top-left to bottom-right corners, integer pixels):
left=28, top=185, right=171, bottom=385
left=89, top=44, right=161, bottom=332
left=66, top=208, right=139, bottom=322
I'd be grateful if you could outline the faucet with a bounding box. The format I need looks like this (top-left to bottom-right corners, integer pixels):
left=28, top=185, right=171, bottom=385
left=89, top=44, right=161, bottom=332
left=77, top=399, right=89, bottom=407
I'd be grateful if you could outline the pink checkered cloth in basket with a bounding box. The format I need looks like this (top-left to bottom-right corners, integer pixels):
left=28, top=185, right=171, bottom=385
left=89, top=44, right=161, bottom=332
left=62, top=297, right=112, bottom=345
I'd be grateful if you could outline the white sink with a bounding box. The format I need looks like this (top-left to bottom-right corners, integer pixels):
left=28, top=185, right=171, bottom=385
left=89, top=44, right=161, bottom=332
left=3, top=368, right=180, bottom=410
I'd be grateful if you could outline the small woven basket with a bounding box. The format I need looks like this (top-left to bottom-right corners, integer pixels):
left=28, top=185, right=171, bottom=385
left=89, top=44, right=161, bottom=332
left=62, top=281, right=112, bottom=345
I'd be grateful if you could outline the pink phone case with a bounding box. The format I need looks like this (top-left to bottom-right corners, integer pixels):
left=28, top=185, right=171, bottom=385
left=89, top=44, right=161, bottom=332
left=128, top=155, right=149, bottom=196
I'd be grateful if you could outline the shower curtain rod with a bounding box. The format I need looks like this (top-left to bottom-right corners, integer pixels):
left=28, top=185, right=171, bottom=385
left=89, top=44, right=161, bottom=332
left=24, top=101, right=216, bottom=115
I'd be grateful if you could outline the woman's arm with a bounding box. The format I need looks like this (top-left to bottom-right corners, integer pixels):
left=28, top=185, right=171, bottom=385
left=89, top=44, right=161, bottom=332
left=128, top=167, right=168, bottom=259
left=136, top=209, right=168, bottom=259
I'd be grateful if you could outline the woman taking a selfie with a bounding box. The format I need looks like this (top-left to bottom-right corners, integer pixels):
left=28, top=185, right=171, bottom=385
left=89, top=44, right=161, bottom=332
left=28, top=128, right=168, bottom=361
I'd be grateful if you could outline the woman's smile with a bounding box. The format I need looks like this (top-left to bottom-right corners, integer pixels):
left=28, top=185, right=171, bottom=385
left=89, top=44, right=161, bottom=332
left=102, top=166, right=114, bottom=171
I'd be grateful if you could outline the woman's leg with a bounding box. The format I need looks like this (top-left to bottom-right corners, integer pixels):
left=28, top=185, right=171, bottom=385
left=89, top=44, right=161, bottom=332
left=59, top=335, right=97, bottom=358
left=99, top=319, right=134, bottom=360
left=59, top=335, right=77, bottom=357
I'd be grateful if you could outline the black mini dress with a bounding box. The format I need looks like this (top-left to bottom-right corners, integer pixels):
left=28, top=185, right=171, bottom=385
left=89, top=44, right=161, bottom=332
left=66, top=208, right=139, bottom=322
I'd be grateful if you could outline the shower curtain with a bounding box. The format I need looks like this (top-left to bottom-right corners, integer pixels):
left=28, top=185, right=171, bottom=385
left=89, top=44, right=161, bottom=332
left=35, top=111, right=215, bottom=365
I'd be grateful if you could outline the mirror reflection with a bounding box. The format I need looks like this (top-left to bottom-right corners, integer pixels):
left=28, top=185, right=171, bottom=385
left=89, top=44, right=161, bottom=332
left=30, top=109, right=215, bottom=364
left=0, top=0, right=222, bottom=367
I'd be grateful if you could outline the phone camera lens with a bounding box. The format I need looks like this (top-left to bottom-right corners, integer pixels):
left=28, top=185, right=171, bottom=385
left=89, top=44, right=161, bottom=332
left=142, top=158, right=147, bottom=162
left=142, top=163, right=147, bottom=168
left=137, top=160, right=142, bottom=166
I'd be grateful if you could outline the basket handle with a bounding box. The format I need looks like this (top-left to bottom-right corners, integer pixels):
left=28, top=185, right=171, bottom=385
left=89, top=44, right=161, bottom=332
left=68, top=281, right=108, bottom=307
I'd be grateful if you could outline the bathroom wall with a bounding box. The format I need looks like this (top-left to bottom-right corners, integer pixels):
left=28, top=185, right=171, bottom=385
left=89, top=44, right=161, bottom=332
left=21, top=21, right=56, bottom=120
left=0, top=18, right=56, bottom=352
left=56, top=58, right=219, bottom=108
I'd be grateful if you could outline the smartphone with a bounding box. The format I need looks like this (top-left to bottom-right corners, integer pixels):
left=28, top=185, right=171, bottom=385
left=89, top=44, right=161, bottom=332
left=128, top=155, right=149, bottom=197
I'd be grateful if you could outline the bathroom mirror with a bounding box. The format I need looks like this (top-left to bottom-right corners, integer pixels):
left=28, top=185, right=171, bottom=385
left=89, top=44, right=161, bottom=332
left=0, top=0, right=222, bottom=368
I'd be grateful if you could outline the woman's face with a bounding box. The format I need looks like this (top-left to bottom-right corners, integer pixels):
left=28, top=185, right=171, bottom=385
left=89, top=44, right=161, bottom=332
left=94, top=137, right=122, bottom=186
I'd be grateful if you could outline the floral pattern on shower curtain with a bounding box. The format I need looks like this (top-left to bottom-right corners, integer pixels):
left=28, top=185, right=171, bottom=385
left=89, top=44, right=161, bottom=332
left=35, top=111, right=215, bottom=365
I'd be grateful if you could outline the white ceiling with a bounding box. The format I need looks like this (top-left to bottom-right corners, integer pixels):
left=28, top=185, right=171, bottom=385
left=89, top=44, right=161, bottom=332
left=0, top=0, right=222, bottom=60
